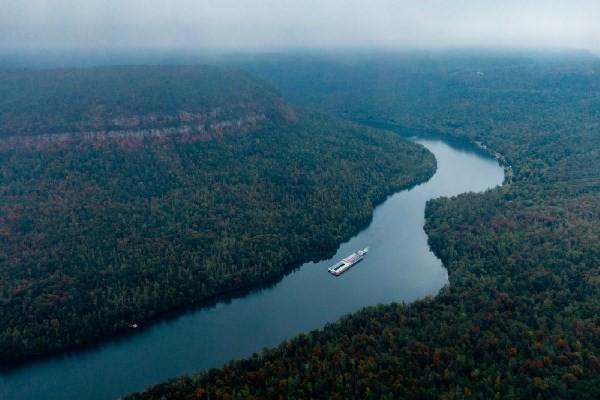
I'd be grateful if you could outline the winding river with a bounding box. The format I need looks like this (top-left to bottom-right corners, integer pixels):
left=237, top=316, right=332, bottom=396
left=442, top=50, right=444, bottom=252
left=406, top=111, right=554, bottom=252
left=0, top=131, right=504, bottom=400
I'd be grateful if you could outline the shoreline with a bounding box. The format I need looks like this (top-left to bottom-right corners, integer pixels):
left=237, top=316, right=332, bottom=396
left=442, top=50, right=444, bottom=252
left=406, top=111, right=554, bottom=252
left=0, top=134, right=436, bottom=370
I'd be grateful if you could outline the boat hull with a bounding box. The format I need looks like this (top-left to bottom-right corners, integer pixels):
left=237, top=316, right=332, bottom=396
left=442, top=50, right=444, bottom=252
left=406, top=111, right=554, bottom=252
left=328, top=257, right=363, bottom=276
left=327, top=248, right=368, bottom=276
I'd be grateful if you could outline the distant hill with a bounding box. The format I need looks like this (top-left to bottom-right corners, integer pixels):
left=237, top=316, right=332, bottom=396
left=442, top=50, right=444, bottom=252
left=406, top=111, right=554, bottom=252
left=0, top=65, right=435, bottom=363
left=0, top=65, right=291, bottom=139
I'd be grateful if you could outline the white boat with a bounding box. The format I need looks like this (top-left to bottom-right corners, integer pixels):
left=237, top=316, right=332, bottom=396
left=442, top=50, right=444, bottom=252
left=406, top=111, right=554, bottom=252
left=328, top=247, right=369, bottom=276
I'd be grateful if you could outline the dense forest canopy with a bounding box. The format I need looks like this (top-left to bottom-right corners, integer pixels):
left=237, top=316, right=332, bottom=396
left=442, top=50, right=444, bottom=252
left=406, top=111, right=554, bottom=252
left=0, top=65, right=286, bottom=137
left=0, top=65, right=435, bottom=363
left=129, top=52, right=600, bottom=399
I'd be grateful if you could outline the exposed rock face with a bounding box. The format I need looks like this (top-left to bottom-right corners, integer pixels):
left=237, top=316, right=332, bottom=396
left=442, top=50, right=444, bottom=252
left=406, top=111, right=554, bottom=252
left=0, top=108, right=269, bottom=150
left=0, top=65, right=296, bottom=148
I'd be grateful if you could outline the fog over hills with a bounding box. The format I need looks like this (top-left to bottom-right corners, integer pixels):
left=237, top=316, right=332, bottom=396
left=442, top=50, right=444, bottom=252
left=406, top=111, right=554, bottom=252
left=2, top=1, right=599, bottom=53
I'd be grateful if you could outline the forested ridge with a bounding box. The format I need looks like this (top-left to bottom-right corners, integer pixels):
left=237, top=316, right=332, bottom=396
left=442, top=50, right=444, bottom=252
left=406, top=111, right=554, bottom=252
left=129, top=53, right=600, bottom=399
left=0, top=66, right=435, bottom=363
left=0, top=65, right=286, bottom=137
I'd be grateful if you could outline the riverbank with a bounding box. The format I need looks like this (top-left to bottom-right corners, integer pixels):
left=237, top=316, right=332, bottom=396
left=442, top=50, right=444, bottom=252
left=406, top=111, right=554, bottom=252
left=359, top=118, right=513, bottom=184
left=0, top=110, right=436, bottom=366
left=0, top=134, right=504, bottom=400
left=124, top=135, right=505, bottom=400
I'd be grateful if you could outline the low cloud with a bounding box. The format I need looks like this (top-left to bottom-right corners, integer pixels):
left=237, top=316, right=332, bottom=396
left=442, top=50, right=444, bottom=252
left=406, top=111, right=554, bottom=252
left=2, top=0, right=599, bottom=52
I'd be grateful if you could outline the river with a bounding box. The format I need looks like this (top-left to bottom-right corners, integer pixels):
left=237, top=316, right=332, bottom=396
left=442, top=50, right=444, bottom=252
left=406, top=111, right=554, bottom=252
left=0, top=131, right=504, bottom=400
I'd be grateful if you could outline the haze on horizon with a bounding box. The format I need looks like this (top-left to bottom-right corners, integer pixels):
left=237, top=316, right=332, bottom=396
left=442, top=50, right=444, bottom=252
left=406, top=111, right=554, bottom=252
left=1, top=0, right=599, bottom=54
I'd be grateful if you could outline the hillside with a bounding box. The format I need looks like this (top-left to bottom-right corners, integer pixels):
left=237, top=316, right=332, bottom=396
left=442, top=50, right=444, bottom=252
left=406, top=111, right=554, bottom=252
left=0, top=65, right=436, bottom=363
left=0, top=65, right=288, bottom=137
left=128, top=53, right=600, bottom=399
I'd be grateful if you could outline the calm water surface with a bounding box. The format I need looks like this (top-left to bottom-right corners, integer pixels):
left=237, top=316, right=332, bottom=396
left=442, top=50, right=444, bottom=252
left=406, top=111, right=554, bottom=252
left=0, top=136, right=504, bottom=400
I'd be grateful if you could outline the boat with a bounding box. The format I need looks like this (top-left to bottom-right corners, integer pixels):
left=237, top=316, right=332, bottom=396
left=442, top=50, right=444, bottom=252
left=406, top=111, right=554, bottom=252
left=328, top=247, right=369, bottom=276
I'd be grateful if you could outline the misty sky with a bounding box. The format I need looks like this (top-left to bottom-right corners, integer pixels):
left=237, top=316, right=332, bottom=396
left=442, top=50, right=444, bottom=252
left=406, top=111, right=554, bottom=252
left=2, top=0, right=599, bottom=52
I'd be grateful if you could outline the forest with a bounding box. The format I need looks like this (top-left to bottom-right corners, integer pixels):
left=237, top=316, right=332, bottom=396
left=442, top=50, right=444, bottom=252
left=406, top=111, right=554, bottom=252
left=0, top=66, right=435, bottom=362
left=128, top=52, right=600, bottom=399
left=0, top=65, right=286, bottom=137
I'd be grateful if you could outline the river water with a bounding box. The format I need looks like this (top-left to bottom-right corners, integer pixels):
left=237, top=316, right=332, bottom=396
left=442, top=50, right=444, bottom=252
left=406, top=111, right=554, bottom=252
left=0, top=133, right=504, bottom=400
